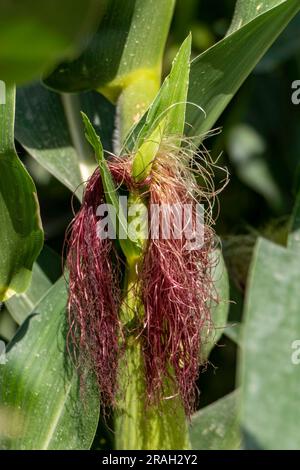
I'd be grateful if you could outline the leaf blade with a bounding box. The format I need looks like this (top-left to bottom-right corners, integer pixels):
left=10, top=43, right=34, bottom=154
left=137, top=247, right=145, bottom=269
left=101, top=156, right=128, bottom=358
left=0, top=277, right=99, bottom=450
left=15, top=83, right=115, bottom=198
left=240, top=238, right=300, bottom=449
left=190, top=391, right=241, bottom=450
left=228, top=0, right=288, bottom=35
left=131, top=36, right=192, bottom=180
left=81, top=113, right=141, bottom=263
left=0, top=85, right=43, bottom=301
left=186, top=0, right=300, bottom=139
left=44, top=0, right=175, bottom=95
left=201, top=250, right=230, bottom=360
left=5, top=246, right=61, bottom=325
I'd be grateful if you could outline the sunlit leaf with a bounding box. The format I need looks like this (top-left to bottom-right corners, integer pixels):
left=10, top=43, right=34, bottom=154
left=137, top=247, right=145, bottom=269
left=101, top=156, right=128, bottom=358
left=227, top=0, right=288, bottom=35
left=45, top=0, right=175, bottom=143
left=131, top=35, right=192, bottom=179
left=44, top=0, right=175, bottom=97
left=5, top=246, right=61, bottom=325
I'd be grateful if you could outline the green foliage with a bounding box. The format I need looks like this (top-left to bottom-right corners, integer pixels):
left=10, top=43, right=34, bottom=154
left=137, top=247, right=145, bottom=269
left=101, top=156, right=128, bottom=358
left=190, top=391, right=241, bottom=450
left=0, top=277, right=99, bottom=450
left=0, top=0, right=299, bottom=452
left=131, top=35, right=191, bottom=180
left=186, top=0, right=300, bottom=140
left=240, top=236, right=300, bottom=449
left=228, top=0, right=290, bottom=34
left=44, top=0, right=175, bottom=141
left=138, top=34, right=192, bottom=140
left=5, top=246, right=61, bottom=325
left=44, top=0, right=175, bottom=96
left=15, top=84, right=114, bottom=199
left=81, top=112, right=142, bottom=262
left=0, top=0, right=105, bottom=84
left=201, top=250, right=230, bottom=360
left=0, top=308, right=17, bottom=343
left=0, top=86, right=43, bottom=301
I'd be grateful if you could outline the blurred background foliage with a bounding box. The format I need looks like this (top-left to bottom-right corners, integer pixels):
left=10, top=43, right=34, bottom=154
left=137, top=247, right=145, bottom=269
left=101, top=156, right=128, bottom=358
left=1, top=0, right=300, bottom=444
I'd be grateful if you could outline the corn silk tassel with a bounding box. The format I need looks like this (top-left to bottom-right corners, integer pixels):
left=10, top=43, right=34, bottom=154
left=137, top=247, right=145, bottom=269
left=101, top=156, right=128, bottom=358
left=65, top=134, right=220, bottom=446
left=65, top=37, right=223, bottom=449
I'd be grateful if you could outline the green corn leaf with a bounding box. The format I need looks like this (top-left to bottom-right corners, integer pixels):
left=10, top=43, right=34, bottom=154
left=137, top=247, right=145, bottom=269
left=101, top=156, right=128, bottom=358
left=15, top=83, right=115, bottom=199
left=186, top=0, right=300, bottom=139
left=5, top=246, right=61, bottom=325
left=5, top=264, right=51, bottom=326
left=240, top=238, right=300, bottom=449
left=131, top=122, right=165, bottom=182
left=131, top=35, right=191, bottom=180
left=81, top=110, right=123, bottom=216
left=81, top=112, right=111, bottom=192
left=0, top=0, right=105, bottom=84
left=190, top=391, right=241, bottom=450
left=44, top=0, right=175, bottom=142
left=0, top=277, right=99, bottom=450
left=81, top=112, right=142, bottom=264
left=136, top=34, right=191, bottom=142
left=228, top=0, right=289, bottom=35
left=0, top=84, right=44, bottom=301
left=44, top=0, right=175, bottom=96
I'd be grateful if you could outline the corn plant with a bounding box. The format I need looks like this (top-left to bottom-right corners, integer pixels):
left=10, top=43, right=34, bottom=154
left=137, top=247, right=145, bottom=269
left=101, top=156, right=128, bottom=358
left=0, top=0, right=300, bottom=450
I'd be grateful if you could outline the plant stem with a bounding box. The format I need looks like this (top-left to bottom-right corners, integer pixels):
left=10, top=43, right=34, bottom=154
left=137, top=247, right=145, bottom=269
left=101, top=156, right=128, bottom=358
left=115, top=262, right=191, bottom=450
